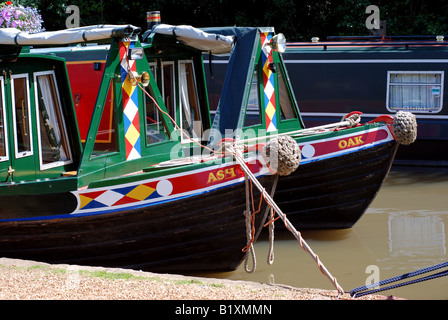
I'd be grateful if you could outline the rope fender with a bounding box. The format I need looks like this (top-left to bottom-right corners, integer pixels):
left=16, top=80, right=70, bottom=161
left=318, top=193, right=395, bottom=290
left=393, top=111, right=418, bottom=145
left=262, top=135, right=301, bottom=176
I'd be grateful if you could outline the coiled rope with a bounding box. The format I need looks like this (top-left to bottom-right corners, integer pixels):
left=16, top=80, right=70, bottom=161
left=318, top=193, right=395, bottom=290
left=244, top=173, right=279, bottom=271
left=243, top=173, right=257, bottom=273
left=266, top=177, right=278, bottom=265
left=350, top=261, right=448, bottom=298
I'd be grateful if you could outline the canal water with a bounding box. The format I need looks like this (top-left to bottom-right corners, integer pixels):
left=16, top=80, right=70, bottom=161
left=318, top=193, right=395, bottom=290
left=200, top=166, right=448, bottom=300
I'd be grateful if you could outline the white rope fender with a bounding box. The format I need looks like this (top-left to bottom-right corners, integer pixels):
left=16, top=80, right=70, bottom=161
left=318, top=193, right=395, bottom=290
left=231, top=148, right=345, bottom=296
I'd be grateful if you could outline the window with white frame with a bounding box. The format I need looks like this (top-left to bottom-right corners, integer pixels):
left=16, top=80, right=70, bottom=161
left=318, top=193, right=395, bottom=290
left=162, top=61, right=176, bottom=119
left=387, top=71, right=444, bottom=113
left=11, top=74, right=33, bottom=158
left=179, top=60, right=203, bottom=141
left=0, top=77, right=7, bottom=162
left=244, top=68, right=262, bottom=127
left=34, top=71, right=72, bottom=169
left=145, top=62, right=169, bottom=145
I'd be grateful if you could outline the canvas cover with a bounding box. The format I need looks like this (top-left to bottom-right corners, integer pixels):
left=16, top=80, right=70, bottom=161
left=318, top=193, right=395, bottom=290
left=202, top=27, right=260, bottom=146
left=0, top=24, right=140, bottom=45
left=153, top=24, right=235, bottom=54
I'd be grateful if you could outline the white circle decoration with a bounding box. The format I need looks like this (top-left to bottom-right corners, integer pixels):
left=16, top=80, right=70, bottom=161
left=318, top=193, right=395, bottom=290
left=156, top=179, right=173, bottom=196
left=301, top=144, right=315, bottom=158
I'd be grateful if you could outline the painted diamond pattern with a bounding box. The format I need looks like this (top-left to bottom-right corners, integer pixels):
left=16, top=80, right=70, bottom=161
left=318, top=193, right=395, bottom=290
left=264, top=79, right=274, bottom=100
left=120, top=40, right=142, bottom=161
left=265, top=101, right=276, bottom=120
left=78, top=182, right=159, bottom=210
left=122, top=75, right=134, bottom=97
left=123, top=99, right=138, bottom=120
left=125, top=122, right=140, bottom=146
left=127, top=184, right=156, bottom=201
left=261, top=32, right=277, bottom=132
left=95, top=190, right=126, bottom=207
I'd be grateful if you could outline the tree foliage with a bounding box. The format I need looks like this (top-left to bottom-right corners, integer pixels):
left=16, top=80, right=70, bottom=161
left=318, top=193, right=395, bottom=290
left=16, top=0, right=448, bottom=41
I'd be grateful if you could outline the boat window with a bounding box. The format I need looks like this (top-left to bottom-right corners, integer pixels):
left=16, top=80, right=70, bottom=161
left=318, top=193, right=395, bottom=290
left=35, top=71, right=72, bottom=169
left=179, top=60, right=203, bottom=141
left=278, top=67, right=297, bottom=120
left=145, top=85, right=169, bottom=145
left=0, top=77, right=7, bottom=161
left=92, top=81, right=118, bottom=156
left=149, top=62, right=156, bottom=78
left=11, top=74, right=32, bottom=158
left=387, top=71, right=444, bottom=113
left=162, top=62, right=176, bottom=119
left=244, top=68, right=262, bottom=127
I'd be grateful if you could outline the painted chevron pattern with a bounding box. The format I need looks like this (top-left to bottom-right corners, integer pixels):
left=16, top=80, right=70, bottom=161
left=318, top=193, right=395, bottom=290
left=261, top=32, right=277, bottom=132
left=120, top=40, right=142, bottom=161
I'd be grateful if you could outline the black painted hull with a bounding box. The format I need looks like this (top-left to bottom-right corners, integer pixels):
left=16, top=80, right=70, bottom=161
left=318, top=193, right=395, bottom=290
left=275, top=141, right=398, bottom=229
left=0, top=175, right=274, bottom=273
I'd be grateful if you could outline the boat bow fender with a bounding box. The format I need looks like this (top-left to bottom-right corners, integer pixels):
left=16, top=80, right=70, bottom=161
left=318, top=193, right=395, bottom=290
left=262, top=136, right=301, bottom=176
left=368, top=112, right=417, bottom=145
left=392, top=111, right=418, bottom=145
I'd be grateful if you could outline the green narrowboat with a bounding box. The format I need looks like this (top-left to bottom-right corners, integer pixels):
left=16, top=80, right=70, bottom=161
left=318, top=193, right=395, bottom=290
left=37, top=21, right=416, bottom=230
left=198, top=26, right=414, bottom=229
left=0, top=25, right=277, bottom=272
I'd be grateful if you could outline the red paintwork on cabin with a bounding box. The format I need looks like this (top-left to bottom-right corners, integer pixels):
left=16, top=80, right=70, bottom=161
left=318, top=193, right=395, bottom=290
left=66, top=62, right=113, bottom=143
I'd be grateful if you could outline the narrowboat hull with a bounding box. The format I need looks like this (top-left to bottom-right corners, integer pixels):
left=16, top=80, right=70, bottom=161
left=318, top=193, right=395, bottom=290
left=0, top=173, right=275, bottom=273
left=276, top=133, right=398, bottom=229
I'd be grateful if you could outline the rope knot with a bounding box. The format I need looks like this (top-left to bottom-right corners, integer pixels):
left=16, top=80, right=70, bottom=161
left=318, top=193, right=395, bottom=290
left=344, top=113, right=362, bottom=126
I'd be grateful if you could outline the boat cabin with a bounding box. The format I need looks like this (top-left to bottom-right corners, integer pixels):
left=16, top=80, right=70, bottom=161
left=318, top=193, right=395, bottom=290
left=0, top=25, right=166, bottom=195
left=0, top=25, right=282, bottom=272
left=0, top=48, right=81, bottom=184
left=199, top=27, right=304, bottom=146
left=38, top=24, right=305, bottom=161
left=0, top=22, right=303, bottom=194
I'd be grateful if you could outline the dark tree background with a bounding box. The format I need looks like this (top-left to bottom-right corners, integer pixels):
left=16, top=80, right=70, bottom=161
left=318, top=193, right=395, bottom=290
left=18, top=0, right=448, bottom=41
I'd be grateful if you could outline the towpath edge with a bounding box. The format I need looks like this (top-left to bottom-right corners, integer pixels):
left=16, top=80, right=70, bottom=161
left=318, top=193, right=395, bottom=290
left=0, top=257, right=405, bottom=300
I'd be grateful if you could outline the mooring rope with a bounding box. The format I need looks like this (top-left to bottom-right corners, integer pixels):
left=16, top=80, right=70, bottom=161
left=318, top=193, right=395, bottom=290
left=239, top=113, right=362, bottom=147
left=266, top=207, right=275, bottom=265
left=230, top=148, right=345, bottom=296
left=243, top=173, right=256, bottom=273
left=133, top=65, right=344, bottom=296
left=132, top=56, right=419, bottom=298
left=350, top=261, right=448, bottom=297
